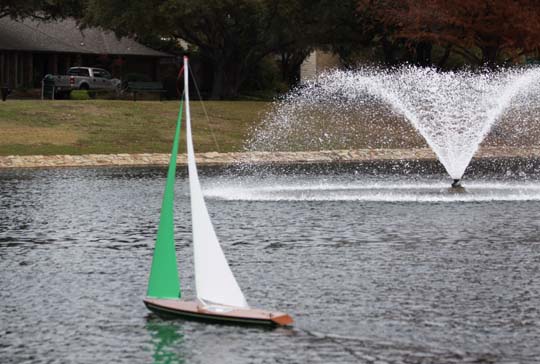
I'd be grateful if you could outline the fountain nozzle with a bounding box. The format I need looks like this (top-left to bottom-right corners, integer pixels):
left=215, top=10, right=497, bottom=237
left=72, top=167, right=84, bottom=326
left=451, top=179, right=462, bottom=188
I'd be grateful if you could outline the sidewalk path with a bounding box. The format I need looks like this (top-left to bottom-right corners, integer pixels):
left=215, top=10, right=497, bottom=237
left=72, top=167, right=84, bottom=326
left=1, top=147, right=539, bottom=169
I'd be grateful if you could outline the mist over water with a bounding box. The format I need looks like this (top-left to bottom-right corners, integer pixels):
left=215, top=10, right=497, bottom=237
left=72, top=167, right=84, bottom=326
left=205, top=180, right=540, bottom=203
left=204, top=159, right=540, bottom=203
left=248, top=66, right=540, bottom=179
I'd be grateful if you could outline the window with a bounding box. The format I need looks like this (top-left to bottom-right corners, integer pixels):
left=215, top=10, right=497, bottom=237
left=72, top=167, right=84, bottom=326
left=67, top=68, right=89, bottom=77
left=93, top=69, right=111, bottom=79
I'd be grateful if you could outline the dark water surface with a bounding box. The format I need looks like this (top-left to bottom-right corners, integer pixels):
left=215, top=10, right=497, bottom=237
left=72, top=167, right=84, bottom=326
left=1, top=163, right=540, bottom=364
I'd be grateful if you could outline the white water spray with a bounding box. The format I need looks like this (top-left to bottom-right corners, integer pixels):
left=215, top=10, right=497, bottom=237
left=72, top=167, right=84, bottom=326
left=248, top=66, right=540, bottom=180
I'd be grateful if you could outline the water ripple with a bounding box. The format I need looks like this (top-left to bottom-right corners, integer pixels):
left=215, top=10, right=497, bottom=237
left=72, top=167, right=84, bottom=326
left=1, top=166, right=540, bottom=363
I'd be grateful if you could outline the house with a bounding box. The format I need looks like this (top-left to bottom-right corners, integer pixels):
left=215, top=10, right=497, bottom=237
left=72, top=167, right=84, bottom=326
left=0, top=17, right=175, bottom=88
left=300, top=50, right=341, bottom=83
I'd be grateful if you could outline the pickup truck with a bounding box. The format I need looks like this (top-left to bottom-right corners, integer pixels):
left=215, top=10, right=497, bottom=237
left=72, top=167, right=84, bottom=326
left=46, top=67, right=122, bottom=96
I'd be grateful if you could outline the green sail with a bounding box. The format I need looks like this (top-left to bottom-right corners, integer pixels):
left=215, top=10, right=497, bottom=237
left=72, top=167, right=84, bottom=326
left=147, top=100, right=184, bottom=299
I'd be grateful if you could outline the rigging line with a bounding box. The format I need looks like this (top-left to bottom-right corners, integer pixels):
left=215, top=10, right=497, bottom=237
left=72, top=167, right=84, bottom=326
left=188, top=67, right=221, bottom=152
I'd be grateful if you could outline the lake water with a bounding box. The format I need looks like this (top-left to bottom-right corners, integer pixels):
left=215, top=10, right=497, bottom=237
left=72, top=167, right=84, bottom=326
left=1, top=161, right=540, bottom=364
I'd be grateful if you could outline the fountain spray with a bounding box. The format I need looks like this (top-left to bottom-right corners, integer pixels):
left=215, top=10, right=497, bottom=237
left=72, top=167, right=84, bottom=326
left=249, top=66, right=540, bottom=184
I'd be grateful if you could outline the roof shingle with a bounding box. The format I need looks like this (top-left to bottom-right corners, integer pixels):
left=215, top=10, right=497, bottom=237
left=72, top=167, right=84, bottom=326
left=0, top=17, right=171, bottom=57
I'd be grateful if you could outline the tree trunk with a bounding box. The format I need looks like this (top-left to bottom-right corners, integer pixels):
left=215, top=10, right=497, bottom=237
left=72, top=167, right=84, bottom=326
left=210, top=58, right=225, bottom=100
left=280, top=50, right=309, bottom=87
left=481, top=46, right=499, bottom=69
left=436, top=44, right=452, bottom=70
left=382, top=37, right=398, bottom=66
left=415, top=41, right=432, bottom=67
left=209, top=57, right=244, bottom=100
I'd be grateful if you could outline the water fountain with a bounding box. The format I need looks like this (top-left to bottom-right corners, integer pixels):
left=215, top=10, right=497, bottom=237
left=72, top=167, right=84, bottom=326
left=248, top=66, right=540, bottom=188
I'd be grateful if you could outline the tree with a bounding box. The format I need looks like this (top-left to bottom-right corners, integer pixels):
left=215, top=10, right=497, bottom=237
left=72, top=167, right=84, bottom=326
left=0, top=0, right=81, bottom=19
left=360, top=0, right=540, bottom=68
left=273, top=0, right=317, bottom=86
left=83, top=0, right=316, bottom=99
left=311, top=0, right=415, bottom=67
left=311, top=0, right=380, bottom=66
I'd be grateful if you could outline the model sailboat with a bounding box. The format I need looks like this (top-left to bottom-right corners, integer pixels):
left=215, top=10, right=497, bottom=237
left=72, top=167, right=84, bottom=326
left=143, top=56, right=293, bottom=326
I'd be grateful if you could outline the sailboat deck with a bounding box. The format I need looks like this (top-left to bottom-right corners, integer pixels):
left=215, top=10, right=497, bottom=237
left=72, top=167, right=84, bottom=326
left=144, top=298, right=293, bottom=326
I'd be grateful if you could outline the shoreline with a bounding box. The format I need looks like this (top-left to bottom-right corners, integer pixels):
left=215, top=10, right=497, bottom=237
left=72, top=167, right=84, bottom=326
left=1, top=147, right=539, bottom=169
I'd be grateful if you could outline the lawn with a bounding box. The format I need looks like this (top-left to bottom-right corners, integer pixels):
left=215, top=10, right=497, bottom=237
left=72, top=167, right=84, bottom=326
left=0, top=100, right=271, bottom=156
left=2, top=99, right=535, bottom=157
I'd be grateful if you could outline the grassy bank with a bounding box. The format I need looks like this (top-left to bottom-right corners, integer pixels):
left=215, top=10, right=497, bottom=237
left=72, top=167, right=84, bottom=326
left=3, top=99, right=537, bottom=157
left=0, top=100, right=271, bottom=156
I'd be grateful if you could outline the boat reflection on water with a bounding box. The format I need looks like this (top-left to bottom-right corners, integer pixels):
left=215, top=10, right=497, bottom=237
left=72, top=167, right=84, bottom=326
left=146, top=319, right=186, bottom=364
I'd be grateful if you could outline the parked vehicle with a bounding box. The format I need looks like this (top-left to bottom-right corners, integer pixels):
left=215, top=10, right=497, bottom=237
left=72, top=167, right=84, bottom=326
left=44, top=67, right=121, bottom=97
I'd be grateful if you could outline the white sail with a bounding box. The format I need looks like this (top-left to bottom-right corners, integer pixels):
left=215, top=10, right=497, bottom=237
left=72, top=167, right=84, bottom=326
left=183, top=57, right=249, bottom=309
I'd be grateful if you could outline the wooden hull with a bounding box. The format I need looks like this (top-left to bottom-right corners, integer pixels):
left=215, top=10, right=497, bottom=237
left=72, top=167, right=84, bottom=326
left=144, top=298, right=293, bottom=326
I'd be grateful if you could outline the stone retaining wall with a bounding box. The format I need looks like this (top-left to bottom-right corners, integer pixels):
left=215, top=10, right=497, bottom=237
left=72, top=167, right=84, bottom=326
left=1, top=147, right=539, bottom=169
